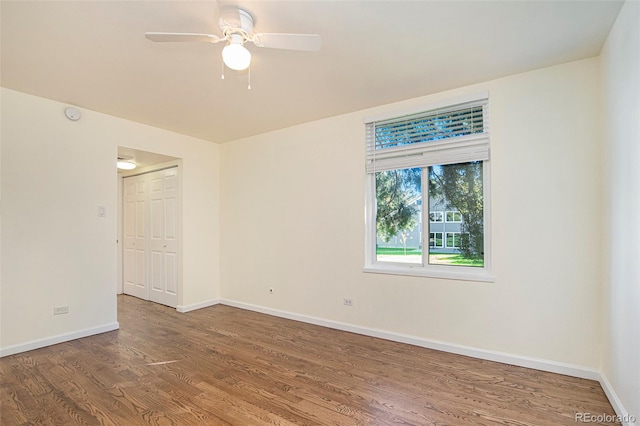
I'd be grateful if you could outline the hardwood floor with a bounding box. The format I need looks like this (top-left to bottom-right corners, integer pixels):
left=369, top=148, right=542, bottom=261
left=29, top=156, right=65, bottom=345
left=1, top=295, right=619, bottom=425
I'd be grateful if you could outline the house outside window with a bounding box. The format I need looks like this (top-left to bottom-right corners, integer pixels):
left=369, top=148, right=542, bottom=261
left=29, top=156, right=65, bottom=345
left=364, top=93, right=492, bottom=281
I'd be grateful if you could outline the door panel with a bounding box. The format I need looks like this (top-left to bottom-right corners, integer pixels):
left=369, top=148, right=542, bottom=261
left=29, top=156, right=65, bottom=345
left=135, top=249, right=146, bottom=288
left=165, top=197, right=178, bottom=239
left=151, top=250, right=163, bottom=291
left=148, top=168, right=179, bottom=307
left=165, top=252, right=177, bottom=295
left=123, top=248, right=134, bottom=289
left=151, top=199, right=163, bottom=238
left=123, top=175, right=149, bottom=300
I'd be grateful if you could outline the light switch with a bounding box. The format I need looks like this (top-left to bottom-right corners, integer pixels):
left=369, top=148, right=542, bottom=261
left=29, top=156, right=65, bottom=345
left=98, top=206, right=106, bottom=217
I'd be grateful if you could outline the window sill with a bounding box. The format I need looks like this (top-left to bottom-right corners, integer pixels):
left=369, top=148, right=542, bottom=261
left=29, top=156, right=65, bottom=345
left=363, top=264, right=494, bottom=282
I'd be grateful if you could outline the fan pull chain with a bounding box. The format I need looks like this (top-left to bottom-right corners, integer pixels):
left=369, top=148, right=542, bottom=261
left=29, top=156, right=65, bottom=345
left=220, top=61, right=253, bottom=89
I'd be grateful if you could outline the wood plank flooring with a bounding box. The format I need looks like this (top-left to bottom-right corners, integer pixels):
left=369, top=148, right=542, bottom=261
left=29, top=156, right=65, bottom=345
left=1, top=295, right=619, bottom=425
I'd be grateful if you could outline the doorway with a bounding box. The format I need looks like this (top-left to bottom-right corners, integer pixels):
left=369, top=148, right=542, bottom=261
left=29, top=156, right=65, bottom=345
left=117, top=147, right=181, bottom=309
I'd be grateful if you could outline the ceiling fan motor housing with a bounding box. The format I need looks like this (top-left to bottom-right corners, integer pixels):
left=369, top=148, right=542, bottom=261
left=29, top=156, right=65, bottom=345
left=220, top=8, right=255, bottom=41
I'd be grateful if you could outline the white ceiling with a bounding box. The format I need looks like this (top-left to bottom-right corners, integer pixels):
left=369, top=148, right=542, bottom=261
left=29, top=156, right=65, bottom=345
left=1, top=0, right=623, bottom=144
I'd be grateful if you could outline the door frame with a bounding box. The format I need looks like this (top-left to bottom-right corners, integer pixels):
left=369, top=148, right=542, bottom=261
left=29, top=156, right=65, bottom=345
left=117, top=173, right=124, bottom=294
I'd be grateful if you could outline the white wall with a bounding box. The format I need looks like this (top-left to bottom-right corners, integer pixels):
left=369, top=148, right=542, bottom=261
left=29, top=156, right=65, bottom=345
left=0, top=88, right=221, bottom=354
left=221, top=58, right=603, bottom=369
left=601, top=1, right=640, bottom=423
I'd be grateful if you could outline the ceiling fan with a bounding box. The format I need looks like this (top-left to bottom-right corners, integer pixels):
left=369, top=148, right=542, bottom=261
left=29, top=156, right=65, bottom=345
left=145, top=8, right=321, bottom=73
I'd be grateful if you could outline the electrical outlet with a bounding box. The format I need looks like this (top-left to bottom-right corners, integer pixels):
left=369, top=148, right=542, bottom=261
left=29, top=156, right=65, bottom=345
left=343, top=298, right=353, bottom=307
left=53, top=306, right=69, bottom=315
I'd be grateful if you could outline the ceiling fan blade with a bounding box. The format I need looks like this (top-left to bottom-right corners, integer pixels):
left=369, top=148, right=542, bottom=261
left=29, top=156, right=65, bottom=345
left=145, top=32, right=222, bottom=43
left=252, top=33, right=321, bottom=51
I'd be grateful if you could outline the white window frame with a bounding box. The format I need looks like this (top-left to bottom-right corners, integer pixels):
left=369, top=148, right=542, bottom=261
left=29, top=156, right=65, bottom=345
left=363, top=93, right=493, bottom=282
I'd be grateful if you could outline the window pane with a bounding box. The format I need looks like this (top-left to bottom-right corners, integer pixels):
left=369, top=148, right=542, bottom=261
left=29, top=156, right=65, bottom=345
left=429, top=232, right=443, bottom=248
left=375, top=168, right=422, bottom=264
left=374, top=105, right=484, bottom=150
left=445, top=232, right=457, bottom=248
left=428, top=162, right=484, bottom=267
left=429, top=211, right=443, bottom=222
left=445, top=211, right=462, bottom=222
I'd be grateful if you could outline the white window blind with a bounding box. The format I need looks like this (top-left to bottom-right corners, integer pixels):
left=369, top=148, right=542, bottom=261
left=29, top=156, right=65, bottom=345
left=365, top=98, right=489, bottom=173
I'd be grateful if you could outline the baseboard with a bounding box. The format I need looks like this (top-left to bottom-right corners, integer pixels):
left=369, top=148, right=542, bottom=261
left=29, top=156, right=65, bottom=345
left=220, top=298, right=601, bottom=381
left=176, top=298, right=221, bottom=313
left=0, top=322, right=120, bottom=358
left=598, top=373, right=638, bottom=426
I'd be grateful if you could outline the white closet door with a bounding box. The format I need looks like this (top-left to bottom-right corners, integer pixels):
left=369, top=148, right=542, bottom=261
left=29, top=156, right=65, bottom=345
left=148, top=168, right=178, bottom=308
left=123, top=175, right=149, bottom=300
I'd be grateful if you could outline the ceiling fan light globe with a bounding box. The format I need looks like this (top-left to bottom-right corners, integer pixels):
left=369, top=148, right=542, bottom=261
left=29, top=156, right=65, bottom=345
left=222, top=43, right=251, bottom=70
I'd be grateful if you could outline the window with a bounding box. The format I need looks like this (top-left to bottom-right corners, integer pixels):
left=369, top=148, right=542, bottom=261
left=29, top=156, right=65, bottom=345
left=429, top=232, right=443, bottom=248
left=445, top=211, right=462, bottom=223
left=429, top=211, right=444, bottom=222
left=445, top=232, right=461, bottom=248
left=364, top=94, right=492, bottom=281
